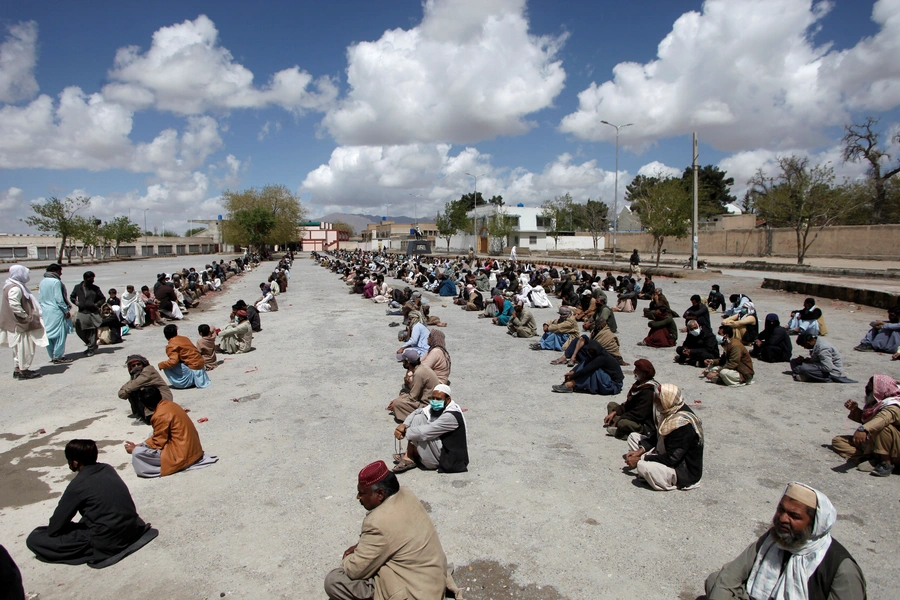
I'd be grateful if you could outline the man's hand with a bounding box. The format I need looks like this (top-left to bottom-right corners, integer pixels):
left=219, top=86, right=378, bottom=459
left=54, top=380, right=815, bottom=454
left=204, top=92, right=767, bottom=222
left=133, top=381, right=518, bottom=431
left=603, top=413, right=615, bottom=426
left=491, top=317, right=498, bottom=324
left=873, top=320, right=884, bottom=329
left=704, top=358, right=716, bottom=366
left=892, top=352, right=900, bottom=361
left=754, top=339, right=762, bottom=347
left=624, top=449, right=644, bottom=468
left=124, top=441, right=136, bottom=455
left=342, top=544, right=358, bottom=559
left=683, top=349, right=691, bottom=356
left=852, top=430, right=868, bottom=446
left=844, top=399, right=858, bottom=411
left=394, top=425, right=407, bottom=440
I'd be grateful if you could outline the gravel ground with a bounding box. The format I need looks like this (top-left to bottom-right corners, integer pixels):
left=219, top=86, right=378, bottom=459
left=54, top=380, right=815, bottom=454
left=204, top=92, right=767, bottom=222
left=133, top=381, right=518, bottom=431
left=1, top=254, right=898, bottom=599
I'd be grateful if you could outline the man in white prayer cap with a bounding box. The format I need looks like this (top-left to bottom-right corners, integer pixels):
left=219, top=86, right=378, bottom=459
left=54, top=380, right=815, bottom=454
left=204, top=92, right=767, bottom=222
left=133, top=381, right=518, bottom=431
left=705, top=482, right=866, bottom=599
left=390, top=384, right=468, bottom=475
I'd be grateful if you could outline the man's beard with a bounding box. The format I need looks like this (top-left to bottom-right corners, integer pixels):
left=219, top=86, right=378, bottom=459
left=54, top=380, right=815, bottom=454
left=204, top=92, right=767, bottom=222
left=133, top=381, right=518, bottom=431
left=770, top=516, right=813, bottom=550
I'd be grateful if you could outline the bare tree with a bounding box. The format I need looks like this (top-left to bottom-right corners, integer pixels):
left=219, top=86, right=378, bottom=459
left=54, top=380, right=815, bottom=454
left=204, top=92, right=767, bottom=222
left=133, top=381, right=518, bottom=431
left=842, top=117, right=900, bottom=223
left=21, top=196, right=91, bottom=264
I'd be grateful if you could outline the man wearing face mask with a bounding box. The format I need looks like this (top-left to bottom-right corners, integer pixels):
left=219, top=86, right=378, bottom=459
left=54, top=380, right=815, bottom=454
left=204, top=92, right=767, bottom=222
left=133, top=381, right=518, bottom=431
left=705, top=482, right=866, bottom=600
left=675, top=319, right=718, bottom=367
left=706, top=284, right=726, bottom=312
left=604, top=359, right=659, bottom=438
left=218, top=310, right=253, bottom=354
left=391, top=384, right=468, bottom=474
left=702, top=325, right=754, bottom=386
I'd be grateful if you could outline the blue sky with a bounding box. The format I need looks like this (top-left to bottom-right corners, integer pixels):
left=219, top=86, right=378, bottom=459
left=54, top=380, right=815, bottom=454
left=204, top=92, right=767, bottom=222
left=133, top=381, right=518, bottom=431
left=1, top=0, right=898, bottom=233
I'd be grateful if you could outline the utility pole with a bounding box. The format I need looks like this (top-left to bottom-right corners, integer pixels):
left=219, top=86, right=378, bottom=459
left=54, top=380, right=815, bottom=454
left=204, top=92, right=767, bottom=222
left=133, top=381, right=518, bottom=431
left=600, top=120, right=632, bottom=265
left=691, top=133, right=699, bottom=270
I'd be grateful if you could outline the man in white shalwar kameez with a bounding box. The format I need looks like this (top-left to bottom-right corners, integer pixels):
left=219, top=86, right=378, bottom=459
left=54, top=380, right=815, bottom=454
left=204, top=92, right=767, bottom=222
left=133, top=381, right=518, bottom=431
left=0, top=265, right=48, bottom=379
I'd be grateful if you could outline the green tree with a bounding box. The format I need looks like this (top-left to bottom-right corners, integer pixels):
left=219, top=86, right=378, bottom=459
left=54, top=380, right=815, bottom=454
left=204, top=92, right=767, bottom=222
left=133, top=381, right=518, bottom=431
left=75, top=217, right=103, bottom=263
left=21, top=195, right=91, bottom=264
left=540, top=193, right=575, bottom=249
left=680, top=165, right=736, bottom=218
left=223, top=184, right=307, bottom=249
left=435, top=199, right=469, bottom=252
left=842, top=116, right=900, bottom=223
left=631, top=177, right=692, bottom=266
left=457, top=193, right=503, bottom=211
left=573, top=198, right=609, bottom=250
left=486, top=207, right=515, bottom=254
left=234, top=207, right=277, bottom=253
left=159, top=229, right=179, bottom=237
left=330, top=221, right=355, bottom=236
left=101, top=216, right=142, bottom=256
left=624, top=174, right=660, bottom=205
left=745, top=156, right=860, bottom=265
left=185, top=227, right=206, bottom=237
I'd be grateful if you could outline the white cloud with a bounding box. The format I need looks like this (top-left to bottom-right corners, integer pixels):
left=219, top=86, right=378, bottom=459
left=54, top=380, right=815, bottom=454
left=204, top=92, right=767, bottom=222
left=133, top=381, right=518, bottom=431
left=257, top=120, right=282, bottom=142
left=637, top=161, right=682, bottom=179
left=0, top=186, right=25, bottom=211
left=103, top=15, right=337, bottom=115
left=559, top=0, right=900, bottom=152
left=0, top=21, right=39, bottom=103
left=321, top=0, right=567, bottom=145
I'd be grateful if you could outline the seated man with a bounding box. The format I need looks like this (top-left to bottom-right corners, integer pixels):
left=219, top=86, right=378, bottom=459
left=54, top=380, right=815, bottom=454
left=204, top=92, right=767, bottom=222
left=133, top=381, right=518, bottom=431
left=722, top=293, right=754, bottom=318
left=675, top=319, right=718, bottom=367
left=705, top=483, right=866, bottom=600
left=461, top=284, right=484, bottom=311
left=552, top=340, right=624, bottom=395
left=387, top=348, right=440, bottom=422
left=623, top=383, right=703, bottom=491
left=255, top=283, right=278, bottom=312
left=639, top=307, right=678, bottom=348
left=702, top=325, right=755, bottom=386
left=530, top=306, right=578, bottom=351
left=158, top=324, right=211, bottom=389
left=396, top=310, right=430, bottom=358
left=604, top=359, right=658, bottom=439
left=154, top=276, right=183, bottom=320
left=790, top=333, right=848, bottom=383
left=232, top=300, right=261, bottom=332
left=218, top=311, right=253, bottom=354
left=118, top=354, right=173, bottom=425
left=324, top=461, right=459, bottom=600
left=637, top=274, right=655, bottom=300
left=831, top=374, right=900, bottom=477
left=420, top=330, right=450, bottom=384
left=120, top=285, right=145, bottom=328
left=26, top=439, right=149, bottom=564
left=392, top=384, right=468, bottom=474
left=640, top=287, right=669, bottom=319
left=750, top=313, right=793, bottom=363
left=97, top=304, right=125, bottom=345
left=506, top=300, right=538, bottom=338
left=489, top=295, right=514, bottom=326
left=196, top=324, right=218, bottom=370
left=682, top=294, right=711, bottom=332
left=722, top=308, right=758, bottom=346
left=855, top=303, right=900, bottom=353
left=124, top=386, right=218, bottom=478
left=706, top=284, right=726, bottom=312
left=787, top=296, right=824, bottom=336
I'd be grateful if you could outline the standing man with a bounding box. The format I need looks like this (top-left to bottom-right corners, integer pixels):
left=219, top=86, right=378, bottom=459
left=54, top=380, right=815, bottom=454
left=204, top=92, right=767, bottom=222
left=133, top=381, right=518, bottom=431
left=69, top=271, right=104, bottom=357
left=1, top=265, right=48, bottom=379
left=705, top=483, right=866, bottom=599
left=324, top=460, right=458, bottom=600
left=38, top=263, right=73, bottom=364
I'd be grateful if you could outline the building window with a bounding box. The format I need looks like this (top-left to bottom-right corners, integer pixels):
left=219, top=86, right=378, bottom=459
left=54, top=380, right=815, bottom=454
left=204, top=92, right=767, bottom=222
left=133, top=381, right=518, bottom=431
left=536, top=216, right=551, bottom=228
left=529, top=235, right=537, bottom=245
left=158, top=245, right=173, bottom=254
left=119, top=246, right=137, bottom=256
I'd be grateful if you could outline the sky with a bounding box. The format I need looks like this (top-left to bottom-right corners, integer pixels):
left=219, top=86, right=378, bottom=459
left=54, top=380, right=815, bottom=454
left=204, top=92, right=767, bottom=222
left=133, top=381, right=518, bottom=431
left=1, top=0, right=899, bottom=234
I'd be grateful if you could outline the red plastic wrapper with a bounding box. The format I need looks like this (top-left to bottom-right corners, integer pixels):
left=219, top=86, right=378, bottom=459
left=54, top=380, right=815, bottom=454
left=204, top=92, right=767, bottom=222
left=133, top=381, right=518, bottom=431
left=197, top=417, right=208, bottom=423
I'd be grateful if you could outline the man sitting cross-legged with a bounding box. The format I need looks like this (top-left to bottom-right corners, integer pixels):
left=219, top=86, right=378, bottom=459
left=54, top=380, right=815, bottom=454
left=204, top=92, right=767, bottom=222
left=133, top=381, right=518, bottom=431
left=158, top=324, right=211, bottom=389
left=124, top=386, right=218, bottom=478
left=391, top=384, right=468, bottom=474
left=26, top=439, right=150, bottom=565
left=552, top=339, right=624, bottom=395
left=830, top=374, right=900, bottom=477
left=604, top=359, right=659, bottom=439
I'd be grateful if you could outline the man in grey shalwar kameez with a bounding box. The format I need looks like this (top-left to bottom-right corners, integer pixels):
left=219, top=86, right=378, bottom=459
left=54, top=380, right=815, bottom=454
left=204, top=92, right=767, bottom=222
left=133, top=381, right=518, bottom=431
left=69, top=271, right=105, bottom=357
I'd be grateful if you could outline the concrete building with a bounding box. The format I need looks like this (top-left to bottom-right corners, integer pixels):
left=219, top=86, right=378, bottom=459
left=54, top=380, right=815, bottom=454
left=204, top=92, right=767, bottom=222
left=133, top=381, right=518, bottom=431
left=447, top=205, right=604, bottom=254
left=358, top=220, right=437, bottom=251
left=299, top=221, right=351, bottom=252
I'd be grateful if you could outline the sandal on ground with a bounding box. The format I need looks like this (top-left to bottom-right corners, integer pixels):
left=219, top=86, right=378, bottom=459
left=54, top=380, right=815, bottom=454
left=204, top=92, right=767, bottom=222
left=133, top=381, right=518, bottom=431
left=392, top=458, right=417, bottom=473
left=550, top=357, right=568, bottom=365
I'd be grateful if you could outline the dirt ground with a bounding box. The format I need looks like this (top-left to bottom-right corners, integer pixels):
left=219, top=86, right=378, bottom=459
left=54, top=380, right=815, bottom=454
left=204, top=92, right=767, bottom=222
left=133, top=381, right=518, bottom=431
left=1, top=254, right=898, bottom=599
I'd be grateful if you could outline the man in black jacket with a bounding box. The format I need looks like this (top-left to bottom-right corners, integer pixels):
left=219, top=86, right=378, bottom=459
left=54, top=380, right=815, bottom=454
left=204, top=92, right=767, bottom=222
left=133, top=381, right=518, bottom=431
left=26, top=439, right=148, bottom=564
left=682, top=294, right=711, bottom=331
left=604, top=359, right=659, bottom=439
left=69, top=271, right=104, bottom=356
left=706, top=284, right=726, bottom=312
left=552, top=340, right=624, bottom=395
left=675, top=319, right=719, bottom=366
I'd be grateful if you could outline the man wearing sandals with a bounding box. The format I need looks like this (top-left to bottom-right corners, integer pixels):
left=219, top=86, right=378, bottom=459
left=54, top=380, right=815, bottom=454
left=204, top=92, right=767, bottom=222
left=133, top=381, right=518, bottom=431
left=392, top=384, right=468, bottom=474
left=324, top=460, right=460, bottom=600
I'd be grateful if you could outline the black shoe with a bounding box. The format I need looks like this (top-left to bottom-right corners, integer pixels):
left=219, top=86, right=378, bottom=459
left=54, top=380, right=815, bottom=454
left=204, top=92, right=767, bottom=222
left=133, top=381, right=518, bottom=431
left=871, top=462, right=895, bottom=477
left=854, top=344, right=875, bottom=352
left=19, top=370, right=42, bottom=380
left=552, top=384, right=573, bottom=393
left=13, top=371, right=21, bottom=380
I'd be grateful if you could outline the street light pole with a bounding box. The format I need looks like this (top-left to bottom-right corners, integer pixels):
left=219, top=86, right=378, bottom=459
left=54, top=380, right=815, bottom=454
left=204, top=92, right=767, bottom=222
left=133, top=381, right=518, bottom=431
left=600, top=120, right=632, bottom=265
left=465, top=172, right=483, bottom=245
left=408, top=193, right=422, bottom=226
left=143, top=208, right=149, bottom=257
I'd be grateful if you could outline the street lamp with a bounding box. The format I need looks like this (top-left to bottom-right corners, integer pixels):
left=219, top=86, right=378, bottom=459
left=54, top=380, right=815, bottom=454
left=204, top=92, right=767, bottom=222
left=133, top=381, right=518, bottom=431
left=143, top=208, right=150, bottom=257
left=465, top=172, right=483, bottom=242
left=600, top=120, right=632, bottom=265
left=408, top=193, right=422, bottom=226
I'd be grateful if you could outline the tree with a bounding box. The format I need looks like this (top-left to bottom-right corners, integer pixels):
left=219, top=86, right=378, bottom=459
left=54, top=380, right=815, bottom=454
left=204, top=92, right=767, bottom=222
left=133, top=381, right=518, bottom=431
left=457, top=193, right=503, bottom=211
left=842, top=117, right=900, bottom=223
left=631, top=177, right=692, bottom=266
left=435, top=199, right=469, bottom=252
left=331, top=221, right=355, bottom=236
left=159, top=229, right=179, bottom=237
left=234, top=207, right=277, bottom=253
left=573, top=198, right=608, bottom=250
left=101, top=216, right=142, bottom=256
left=185, top=227, right=206, bottom=237
left=486, top=207, right=515, bottom=254
left=222, top=184, right=307, bottom=249
left=680, top=165, right=736, bottom=218
left=75, top=217, right=103, bottom=263
left=745, top=156, right=860, bottom=265
left=624, top=174, right=660, bottom=204
left=21, top=196, right=91, bottom=264
left=540, top=193, right=575, bottom=249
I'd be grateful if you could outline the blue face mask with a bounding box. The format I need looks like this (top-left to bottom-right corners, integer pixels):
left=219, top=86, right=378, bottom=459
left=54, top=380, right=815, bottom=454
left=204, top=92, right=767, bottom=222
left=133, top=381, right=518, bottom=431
left=430, top=400, right=446, bottom=412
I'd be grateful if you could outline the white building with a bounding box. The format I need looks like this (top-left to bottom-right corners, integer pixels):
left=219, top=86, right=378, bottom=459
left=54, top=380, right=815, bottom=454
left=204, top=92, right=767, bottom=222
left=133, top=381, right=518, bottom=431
left=446, top=205, right=604, bottom=254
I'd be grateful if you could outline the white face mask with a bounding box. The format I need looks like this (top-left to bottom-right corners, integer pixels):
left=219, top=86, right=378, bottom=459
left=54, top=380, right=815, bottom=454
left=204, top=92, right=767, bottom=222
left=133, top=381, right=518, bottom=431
left=716, top=334, right=726, bottom=345
left=689, top=328, right=701, bottom=336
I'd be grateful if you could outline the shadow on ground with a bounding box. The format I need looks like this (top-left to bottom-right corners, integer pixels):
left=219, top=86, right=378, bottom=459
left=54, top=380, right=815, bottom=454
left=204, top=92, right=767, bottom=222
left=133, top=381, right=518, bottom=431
left=453, top=560, right=567, bottom=600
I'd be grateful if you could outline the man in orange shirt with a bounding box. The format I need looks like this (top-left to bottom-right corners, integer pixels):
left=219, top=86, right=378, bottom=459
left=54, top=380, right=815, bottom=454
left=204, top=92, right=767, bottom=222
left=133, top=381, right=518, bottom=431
left=124, top=387, right=217, bottom=478
left=158, top=324, right=210, bottom=389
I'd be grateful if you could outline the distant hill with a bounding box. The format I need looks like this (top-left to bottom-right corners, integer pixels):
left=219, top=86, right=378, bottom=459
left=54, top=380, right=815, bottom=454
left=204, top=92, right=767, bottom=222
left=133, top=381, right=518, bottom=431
left=312, top=212, right=416, bottom=234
